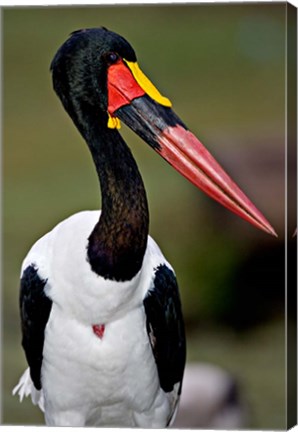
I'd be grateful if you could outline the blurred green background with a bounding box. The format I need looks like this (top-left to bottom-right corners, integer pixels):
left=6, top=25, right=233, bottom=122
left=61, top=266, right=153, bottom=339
left=2, top=4, right=292, bottom=428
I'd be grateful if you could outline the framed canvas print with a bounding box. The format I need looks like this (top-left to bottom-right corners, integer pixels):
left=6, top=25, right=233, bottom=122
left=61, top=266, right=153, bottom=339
left=1, top=1, right=297, bottom=429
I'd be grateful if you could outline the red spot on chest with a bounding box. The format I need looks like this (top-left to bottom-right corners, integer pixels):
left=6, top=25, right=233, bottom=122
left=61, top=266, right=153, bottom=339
left=92, top=324, right=105, bottom=339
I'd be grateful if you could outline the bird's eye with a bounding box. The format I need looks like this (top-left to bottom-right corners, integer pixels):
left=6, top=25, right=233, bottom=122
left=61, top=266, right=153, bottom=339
left=105, top=52, right=119, bottom=64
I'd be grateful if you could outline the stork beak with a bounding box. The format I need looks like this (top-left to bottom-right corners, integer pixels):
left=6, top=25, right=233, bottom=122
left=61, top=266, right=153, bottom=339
left=107, top=60, right=277, bottom=236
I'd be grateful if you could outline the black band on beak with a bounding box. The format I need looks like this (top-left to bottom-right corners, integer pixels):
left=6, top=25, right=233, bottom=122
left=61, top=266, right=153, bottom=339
left=116, top=95, right=187, bottom=151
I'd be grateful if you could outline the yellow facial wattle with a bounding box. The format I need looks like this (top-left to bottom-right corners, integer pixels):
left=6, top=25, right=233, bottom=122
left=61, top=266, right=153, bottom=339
left=107, top=113, right=121, bottom=129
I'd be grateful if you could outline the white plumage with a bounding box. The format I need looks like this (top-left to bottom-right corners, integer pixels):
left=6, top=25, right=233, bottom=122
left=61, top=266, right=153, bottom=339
left=14, top=211, right=180, bottom=427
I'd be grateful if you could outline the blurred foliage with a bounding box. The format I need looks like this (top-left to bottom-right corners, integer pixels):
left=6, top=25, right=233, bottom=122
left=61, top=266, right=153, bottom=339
left=2, top=4, right=288, bottom=428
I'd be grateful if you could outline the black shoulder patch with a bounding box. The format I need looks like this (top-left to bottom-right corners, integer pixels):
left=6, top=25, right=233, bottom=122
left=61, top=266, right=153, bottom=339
left=143, top=264, right=186, bottom=394
left=19, top=265, right=52, bottom=390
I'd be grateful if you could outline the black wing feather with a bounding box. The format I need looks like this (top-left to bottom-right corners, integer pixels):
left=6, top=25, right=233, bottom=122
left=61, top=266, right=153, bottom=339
left=19, top=264, right=52, bottom=390
left=143, top=264, right=186, bottom=394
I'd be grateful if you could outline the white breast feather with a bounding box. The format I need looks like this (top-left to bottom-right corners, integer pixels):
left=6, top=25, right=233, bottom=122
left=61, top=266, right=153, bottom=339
left=15, top=210, right=177, bottom=426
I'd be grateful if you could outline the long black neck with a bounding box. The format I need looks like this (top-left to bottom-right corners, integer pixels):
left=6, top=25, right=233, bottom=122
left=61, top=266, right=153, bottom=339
left=85, top=121, right=149, bottom=281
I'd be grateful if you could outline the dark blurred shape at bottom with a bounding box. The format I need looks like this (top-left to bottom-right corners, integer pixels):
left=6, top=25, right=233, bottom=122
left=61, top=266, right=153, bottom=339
left=172, top=362, right=247, bottom=429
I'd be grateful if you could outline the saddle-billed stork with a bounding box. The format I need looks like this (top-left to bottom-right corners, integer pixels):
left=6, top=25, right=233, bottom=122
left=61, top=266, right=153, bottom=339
left=13, top=28, right=276, bottom=427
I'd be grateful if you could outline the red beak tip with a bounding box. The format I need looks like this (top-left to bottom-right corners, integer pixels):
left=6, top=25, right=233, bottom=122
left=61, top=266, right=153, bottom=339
left=271, top=229, right=278, bottom=238
left=264, top=224, right=278, bottom=237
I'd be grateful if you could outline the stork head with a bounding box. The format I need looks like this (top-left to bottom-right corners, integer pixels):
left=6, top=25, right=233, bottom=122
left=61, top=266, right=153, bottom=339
left=51, top=27, right=276, bottom=236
